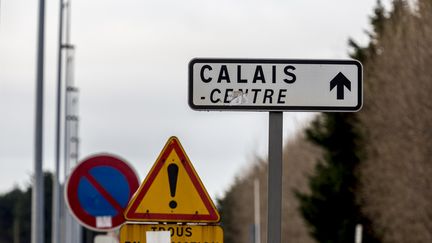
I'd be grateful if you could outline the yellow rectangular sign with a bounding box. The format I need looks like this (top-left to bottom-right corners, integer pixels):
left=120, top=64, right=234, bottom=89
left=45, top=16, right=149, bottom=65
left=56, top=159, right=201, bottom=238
left=120, top=223, right=223, bottom=243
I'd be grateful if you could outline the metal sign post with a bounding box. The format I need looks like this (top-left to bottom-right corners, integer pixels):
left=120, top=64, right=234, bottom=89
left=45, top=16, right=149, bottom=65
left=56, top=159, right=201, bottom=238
left=268, top=112, right=283, bottom=243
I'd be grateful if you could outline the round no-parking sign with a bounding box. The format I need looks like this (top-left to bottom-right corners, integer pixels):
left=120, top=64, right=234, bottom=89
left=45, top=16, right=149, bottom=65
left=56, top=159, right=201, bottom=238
left=65, top=154, right=140, bottom=231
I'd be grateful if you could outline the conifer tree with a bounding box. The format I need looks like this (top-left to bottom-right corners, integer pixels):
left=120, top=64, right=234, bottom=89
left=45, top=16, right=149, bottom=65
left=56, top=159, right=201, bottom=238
left=295, top=113, right=380, bottom=243
left=217, top=189, right=240, bottom=243
left=349, top=0, right=386, bottom=62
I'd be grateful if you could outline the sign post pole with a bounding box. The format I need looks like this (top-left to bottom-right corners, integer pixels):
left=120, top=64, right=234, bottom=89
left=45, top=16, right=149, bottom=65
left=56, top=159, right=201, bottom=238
left=267, top=111, right=283, bottom=243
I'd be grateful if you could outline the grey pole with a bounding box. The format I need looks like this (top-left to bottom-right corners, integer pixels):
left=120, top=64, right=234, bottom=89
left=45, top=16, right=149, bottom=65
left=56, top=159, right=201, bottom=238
left=32, top=0, right=45, bottom=242
left=267, top=111, right=283, bottom=243
left=355, top=224, right=363, bottom=243
left=254, top=178, right=261, bottom=243
left=52, top=0, right=65, bottom=243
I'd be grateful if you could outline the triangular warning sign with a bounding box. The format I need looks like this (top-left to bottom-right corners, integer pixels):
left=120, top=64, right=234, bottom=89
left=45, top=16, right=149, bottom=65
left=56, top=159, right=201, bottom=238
left=124, top=136, right=220, bottom=223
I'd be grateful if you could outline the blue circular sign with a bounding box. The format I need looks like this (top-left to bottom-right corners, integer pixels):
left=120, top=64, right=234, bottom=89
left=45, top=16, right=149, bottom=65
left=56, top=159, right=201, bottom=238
left=65, top=154, right=140, bottom=231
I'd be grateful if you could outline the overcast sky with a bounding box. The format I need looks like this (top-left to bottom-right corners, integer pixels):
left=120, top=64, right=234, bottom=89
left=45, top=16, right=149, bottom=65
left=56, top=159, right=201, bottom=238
left=0, top=0, right=391, bottom=200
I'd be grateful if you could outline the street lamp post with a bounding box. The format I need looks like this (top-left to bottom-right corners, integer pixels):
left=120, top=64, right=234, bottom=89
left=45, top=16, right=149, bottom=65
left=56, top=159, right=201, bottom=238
left=32, top=0, right=46, bottom=242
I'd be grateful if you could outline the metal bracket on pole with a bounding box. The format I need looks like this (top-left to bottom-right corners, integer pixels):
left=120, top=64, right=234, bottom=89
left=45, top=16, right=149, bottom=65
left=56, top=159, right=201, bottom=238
left=267, top=111, right=283, bottom=243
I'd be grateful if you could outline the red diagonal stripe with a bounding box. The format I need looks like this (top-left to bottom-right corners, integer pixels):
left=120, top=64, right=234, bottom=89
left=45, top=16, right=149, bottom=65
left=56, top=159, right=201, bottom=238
left=83, top=172, right=124, bottom=214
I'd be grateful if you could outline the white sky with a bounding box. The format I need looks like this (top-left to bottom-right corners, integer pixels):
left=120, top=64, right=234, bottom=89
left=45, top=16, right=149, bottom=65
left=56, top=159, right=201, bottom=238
left=0, top=0, right=391, bottom=199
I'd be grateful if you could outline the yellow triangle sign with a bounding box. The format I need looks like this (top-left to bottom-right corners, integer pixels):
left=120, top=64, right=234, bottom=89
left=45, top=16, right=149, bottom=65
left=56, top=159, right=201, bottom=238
left=124, top=136, right=220, bottom=223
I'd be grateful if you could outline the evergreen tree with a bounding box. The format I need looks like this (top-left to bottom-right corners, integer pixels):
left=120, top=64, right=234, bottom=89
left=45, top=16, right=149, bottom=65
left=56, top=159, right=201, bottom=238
left=349, top=0, right=386, bottom=62
left=0, top=188, right=23, bottom=242
left=217, top=190, right=238, bottom=243
left=295, top=114, right=379, bottom=243
left=0, top=172, right=53, bottom=243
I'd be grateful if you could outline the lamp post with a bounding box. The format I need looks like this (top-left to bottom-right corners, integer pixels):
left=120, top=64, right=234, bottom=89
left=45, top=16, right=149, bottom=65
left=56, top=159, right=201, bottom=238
left=32, top=0, right=45, bottom=242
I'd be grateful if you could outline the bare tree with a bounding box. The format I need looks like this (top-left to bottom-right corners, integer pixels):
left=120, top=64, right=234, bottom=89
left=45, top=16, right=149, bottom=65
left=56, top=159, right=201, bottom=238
left=357, top=1, right=432, bottom=242
left=220, top=131, right=321, bottom=243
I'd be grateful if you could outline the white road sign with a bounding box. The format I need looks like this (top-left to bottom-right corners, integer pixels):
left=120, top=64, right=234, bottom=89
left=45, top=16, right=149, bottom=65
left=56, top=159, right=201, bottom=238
left=188, top=58, right=362, bottom=111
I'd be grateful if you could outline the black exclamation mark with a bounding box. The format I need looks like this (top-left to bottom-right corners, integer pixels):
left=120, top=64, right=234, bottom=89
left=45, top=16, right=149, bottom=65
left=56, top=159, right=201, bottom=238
left=167, top=163, right=179, bottom=209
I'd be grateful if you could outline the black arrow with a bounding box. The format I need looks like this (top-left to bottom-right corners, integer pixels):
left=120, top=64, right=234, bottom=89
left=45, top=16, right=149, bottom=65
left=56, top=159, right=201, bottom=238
left=330, top=72, right=351, bottom=100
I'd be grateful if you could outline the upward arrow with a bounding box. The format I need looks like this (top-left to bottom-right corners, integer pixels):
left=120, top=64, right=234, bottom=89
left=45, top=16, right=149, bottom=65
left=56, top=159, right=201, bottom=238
left=330, top=72, right=351, bottom=100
